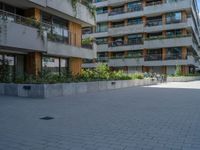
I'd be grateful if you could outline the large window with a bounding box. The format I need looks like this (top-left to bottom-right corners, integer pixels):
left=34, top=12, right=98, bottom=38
left=166, top=47, right=182, bottom=60
left=146, top=49, right=162, bottom=61
left=42, top=12, right=69, bottom=43
left=42, top=56, right=68, bottom=75
left=96, top=7, right=107, bottom=14
left=166, top=29, right=182, bottom=37
left=96, top=37, right=108, bottom=45
left=128, top=17, right=142, bottom=25
left=128, top=34, right=143, bottom=45
left=96, top=22, right=108, bottom=32
left=166, top=12, right=182, bottom=24
left=127, top=51, right=143, bottom=58
left=127, top=1, right=142, bottom=12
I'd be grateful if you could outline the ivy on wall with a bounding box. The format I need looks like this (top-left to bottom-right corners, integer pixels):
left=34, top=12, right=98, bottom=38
left=71, top=0, right=96, bottom=19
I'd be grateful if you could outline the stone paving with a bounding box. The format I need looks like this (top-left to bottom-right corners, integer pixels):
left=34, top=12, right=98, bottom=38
left=0, top=81, right=200, bottom=150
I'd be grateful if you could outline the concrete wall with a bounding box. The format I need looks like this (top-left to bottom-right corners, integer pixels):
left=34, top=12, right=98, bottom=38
left=0, top=22, right=45, bottom=52
left=108, top=24, right=144, bottom=36
left=0, top=79, right=157, bottom=98
left=1, top=76, right=200, bottom=98
left=167, top=76, right=200, bottom=82
left=47, top=41, right=97, bottom=59
left=108, top=58, right=144, bottom=67
left=144, top=37, right=193, bottom=49
left=29, top=0, right=95, bottom=26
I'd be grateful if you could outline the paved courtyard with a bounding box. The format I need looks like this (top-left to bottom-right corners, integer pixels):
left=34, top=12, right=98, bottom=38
left=0, top=81, right=200, bottom=150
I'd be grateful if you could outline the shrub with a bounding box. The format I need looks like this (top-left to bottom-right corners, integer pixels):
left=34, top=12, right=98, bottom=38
left=175, top=65, right=182, bottom=76
left=130, top=73, right=144, bottom=80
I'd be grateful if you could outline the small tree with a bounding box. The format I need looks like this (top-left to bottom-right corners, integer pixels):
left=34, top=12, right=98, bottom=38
left=175, top=65, right=182, bottom=76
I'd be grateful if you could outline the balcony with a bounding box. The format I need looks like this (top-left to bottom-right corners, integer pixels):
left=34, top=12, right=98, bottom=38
left=94, top=0, right=108, bottom=7
left=144, top=34, right=194, bottom=49
left=108, top=23, right=144, bottom=36
left=108, top=40, right=144, bottom=52
left=0, top=10, right=96, bottom=59
left=145, top=18, right=192, bottom=33
left=108, top=0, right=126, bottom=6
left=144, top=0, right=192, bottom=16
left=29, top=0, right=95, bottom=26
left=83, top=31, right=108, bottom=39
left=108, top=6, right=143, bottom=21
left=108, top=57, right=144, bottom=67
left=47, top=42, right=96, bottom=59
left=0, top=10, right=46, bottom=52
left=97, top=44, right=109, bottom=52
left=96, top=13, right=108, bottom=22
left=144, top=55, right=197, bottom=66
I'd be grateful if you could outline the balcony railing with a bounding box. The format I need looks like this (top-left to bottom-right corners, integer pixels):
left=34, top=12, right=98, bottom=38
left=146, top=1, right=163, bottom=6
left=109, top=8, right=125, bottom=16
left=144, top=54, right=187, bottom=61
left=145, top=34, right=192, bottom=41
left=109, top=5, right=143, bottom=16
left=109, top=39, right=143, bottom=47
left=146, top=19, right=163, bottom=27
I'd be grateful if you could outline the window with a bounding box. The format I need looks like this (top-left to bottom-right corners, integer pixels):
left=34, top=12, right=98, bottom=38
left=42, top=56, right=69, bottom=75
left=96, top=22, right=108, bottom=32
left=166, top=47, right=182, bottom=60
left=166, top=12, right=182, bottom=24
left=166, top=30, right=182, bottom=37
left=128, top=34, right=143, bottom=45
left=127, top=1, right=142, bottom=12
left=128, top=17, right=142, bottom=25
left=96, top=37, right=108, bottom=45
left=127, top=51, right=143, bottom=58
left=42, top=56, right=60, bottom=74
left=96, top=7, right=107, bottom=14
left=146, top=49, right=162, bottom=61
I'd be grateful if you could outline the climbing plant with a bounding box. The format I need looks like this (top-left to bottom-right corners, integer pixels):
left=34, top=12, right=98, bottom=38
left=71, top=0, right=96, bottom=19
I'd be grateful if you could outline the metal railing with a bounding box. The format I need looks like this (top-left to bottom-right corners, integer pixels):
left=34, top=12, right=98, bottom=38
left=109, top=39, right=143, bottom=47
left=145, top=34, right=192, bottom=41
left=146, top=18, right=163, bottom=27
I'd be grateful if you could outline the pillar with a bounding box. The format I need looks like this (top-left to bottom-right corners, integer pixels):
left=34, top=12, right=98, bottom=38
left=24, top=8, right=42, bottom=77
left=182, top=11, right=187, bottom=22
left=68, top=21, right=83, bottom=75
left=69, top=58, right=83, bottom=76
left=69, top=21, right=82, bottom=47
left=124, top=35, right=128, bottom=45
left=162, top=48, right=167, bottom=60
left=25, top=52, right=42, bottom=76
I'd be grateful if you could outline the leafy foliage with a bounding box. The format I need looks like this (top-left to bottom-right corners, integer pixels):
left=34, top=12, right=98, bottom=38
left=175, top=65, right=183, bottom=76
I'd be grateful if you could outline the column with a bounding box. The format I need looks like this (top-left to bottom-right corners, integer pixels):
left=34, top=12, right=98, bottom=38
left=24, top=8, right=42, bottom=77
left=68, top=21, right=83, bottom=75
left=25, top=52, right=42, bottom=76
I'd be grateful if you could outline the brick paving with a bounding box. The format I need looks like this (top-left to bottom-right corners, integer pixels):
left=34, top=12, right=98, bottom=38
left=0, top=81, right=200, bottom=150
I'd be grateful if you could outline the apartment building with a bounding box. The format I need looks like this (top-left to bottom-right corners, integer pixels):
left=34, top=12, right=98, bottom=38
left=0, top=0, right=96, bottom=80
left=83, top=0, right=200, bottom=75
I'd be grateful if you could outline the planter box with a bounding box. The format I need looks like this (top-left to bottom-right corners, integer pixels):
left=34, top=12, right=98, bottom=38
left=0, top=78, right=157, bottom=98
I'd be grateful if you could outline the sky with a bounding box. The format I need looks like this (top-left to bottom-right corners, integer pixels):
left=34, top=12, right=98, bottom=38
left=198, top=1, right=200, bottom=10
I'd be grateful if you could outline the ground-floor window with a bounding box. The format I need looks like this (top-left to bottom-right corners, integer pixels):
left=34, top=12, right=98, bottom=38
left=42, top=56, right=69, bottom=75
left=0, top=53, right=15, bottom=82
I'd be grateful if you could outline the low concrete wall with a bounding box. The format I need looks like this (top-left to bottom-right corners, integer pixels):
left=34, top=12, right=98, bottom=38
left=167, top=76, right=200, bottom=82
left=0, top=79, right=157, bottom=98
left=1, top=77, right=199, bottom=98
